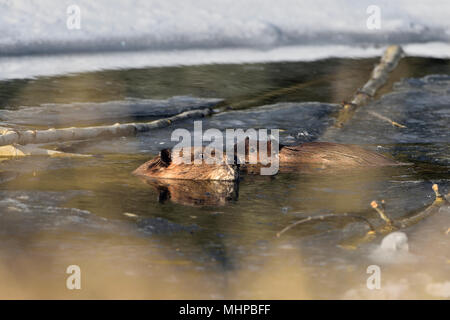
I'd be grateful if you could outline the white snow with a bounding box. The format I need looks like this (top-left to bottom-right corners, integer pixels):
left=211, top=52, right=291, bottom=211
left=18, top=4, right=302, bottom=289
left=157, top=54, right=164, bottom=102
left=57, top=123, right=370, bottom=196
left=0, top=0, right=449, bottom=79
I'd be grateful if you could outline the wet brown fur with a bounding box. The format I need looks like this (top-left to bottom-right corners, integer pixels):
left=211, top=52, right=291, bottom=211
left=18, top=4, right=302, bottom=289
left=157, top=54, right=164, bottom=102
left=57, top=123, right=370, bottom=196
left=133, top=147, right=238, bottom=181
left=133, top=141, right=405, bottom=181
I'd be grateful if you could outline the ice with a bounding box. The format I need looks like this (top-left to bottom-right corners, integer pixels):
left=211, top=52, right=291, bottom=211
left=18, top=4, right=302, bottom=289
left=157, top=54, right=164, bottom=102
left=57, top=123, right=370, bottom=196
left=369, top=232, right=417, bottom=264
left=322, top=75, right=450, bottom=147
left=0, top=190, right=197, bottom=238
left=0, top=96, right=222, bottom=127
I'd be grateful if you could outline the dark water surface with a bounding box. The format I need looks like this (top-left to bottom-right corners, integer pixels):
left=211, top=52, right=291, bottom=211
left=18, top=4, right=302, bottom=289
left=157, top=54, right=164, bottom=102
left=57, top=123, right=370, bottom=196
left=0, top=57, right=449, bottom=299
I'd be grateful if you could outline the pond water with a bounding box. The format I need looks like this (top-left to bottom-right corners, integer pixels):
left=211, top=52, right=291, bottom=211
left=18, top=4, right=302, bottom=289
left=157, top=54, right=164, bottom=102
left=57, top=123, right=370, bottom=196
left=0, top=57, right=448, bottom=299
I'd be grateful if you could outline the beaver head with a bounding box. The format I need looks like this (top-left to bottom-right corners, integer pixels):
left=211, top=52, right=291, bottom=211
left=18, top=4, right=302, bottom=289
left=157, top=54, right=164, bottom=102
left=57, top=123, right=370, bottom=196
left=133, top=148, right=239, bottom=181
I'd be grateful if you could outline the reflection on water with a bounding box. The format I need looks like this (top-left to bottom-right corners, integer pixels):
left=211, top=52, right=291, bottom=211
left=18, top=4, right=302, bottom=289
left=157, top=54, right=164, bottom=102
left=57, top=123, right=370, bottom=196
left=0, top=57, right=449, bottom=299
left=140, top=177, right=239, bottom=207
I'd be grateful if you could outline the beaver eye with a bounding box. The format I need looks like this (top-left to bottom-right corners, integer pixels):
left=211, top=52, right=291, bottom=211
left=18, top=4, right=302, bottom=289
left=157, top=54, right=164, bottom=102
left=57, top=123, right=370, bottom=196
left=250, top=148, right=256, bottom=153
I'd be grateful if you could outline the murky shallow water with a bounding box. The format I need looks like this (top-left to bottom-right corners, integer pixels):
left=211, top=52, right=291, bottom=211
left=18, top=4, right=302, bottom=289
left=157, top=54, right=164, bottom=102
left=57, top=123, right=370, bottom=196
left=0, top=57, right=449, bottom=299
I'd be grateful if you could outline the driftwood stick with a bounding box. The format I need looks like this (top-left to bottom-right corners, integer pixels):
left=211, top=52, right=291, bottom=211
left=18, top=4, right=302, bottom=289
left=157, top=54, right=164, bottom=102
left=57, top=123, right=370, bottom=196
left=0, top=108, right=212, bottom=148
left=335, top=45, right=404, bottom=128
left=276, top=213, right=376, bottom=238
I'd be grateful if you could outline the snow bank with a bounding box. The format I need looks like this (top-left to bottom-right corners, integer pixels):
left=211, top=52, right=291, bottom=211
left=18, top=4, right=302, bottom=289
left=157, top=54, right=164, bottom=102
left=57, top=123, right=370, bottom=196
left=1, top=0, right=449, bottom=55
left=0, top=0, right=449, bottom=79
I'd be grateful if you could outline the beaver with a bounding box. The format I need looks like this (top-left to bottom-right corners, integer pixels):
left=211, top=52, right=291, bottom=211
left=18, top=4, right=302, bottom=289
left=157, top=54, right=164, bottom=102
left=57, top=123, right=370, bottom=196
left=132, top=147, right=238, bottom=181
left=281, top=142, right=400, bottom=166
left=133, top=142, right=404, bottom=181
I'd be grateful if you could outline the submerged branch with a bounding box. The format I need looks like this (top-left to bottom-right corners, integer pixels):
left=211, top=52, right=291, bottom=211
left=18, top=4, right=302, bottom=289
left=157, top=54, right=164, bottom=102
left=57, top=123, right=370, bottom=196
left=277, top=184, right=449, bottom=242
left=276, top=213, right=376, bottom=238
left=391, top=184, right=448, bottom=229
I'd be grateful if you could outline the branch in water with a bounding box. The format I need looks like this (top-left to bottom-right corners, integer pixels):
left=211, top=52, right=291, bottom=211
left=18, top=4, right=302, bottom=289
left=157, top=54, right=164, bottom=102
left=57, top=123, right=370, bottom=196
left=335, top=45, right=404, bottom=128
left=391, top=184, right=448, bottom=229
left=276, top=213, right=376, bottom=238
left=370, top=200, right=394, bottom=225
left=367, top=111, right=407, bottom=128
left=277, top=184, right=448, bottom=241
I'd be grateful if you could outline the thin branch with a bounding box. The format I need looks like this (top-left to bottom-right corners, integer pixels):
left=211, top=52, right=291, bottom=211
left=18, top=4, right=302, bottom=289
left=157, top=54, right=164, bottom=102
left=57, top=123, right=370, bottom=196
left=276, top=213, right=376, bottom=238
left=392, top=184, right=448, bottom=229
left=367, top=111, right=406, bottom=128
left=370, top=200, right=394, bottom=225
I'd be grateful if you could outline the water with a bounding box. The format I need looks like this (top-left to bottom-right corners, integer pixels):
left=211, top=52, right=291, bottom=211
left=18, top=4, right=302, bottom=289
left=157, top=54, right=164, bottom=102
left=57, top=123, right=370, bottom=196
left=0, top=57, right=449, bottom=299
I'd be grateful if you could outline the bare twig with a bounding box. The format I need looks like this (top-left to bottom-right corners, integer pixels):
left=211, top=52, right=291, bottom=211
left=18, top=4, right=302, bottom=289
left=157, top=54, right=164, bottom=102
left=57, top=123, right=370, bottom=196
left=370, top=200, right=394, bottom=225
left=432, top=183, right=443, bottom=199
left=367, top=111, right=406, bottom=128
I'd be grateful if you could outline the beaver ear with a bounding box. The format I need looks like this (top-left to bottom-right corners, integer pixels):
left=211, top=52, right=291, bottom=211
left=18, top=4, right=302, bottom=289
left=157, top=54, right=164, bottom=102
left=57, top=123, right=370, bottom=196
left=160, top=148, right=172, bottom=165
